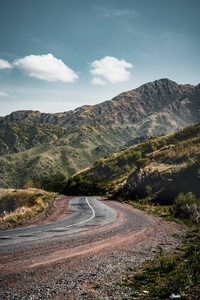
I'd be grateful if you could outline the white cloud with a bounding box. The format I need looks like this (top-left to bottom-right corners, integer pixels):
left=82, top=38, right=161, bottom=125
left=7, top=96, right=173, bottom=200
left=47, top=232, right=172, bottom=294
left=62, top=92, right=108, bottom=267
left=0, top=91, right=9, bottom=97
left=90, top=77, right=106, bottom=85
left=13, top=54, right=79, bottom=83
left=90, top=56, right=133, bottom=85
left=0, top=59, right=13, bottom=69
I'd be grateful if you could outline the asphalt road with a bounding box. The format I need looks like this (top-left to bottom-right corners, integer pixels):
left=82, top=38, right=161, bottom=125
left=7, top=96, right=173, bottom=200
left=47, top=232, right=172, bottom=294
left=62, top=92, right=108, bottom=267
left=0, top=197, right=116, bottom=246
left=0, top=197, right=183, bottom=299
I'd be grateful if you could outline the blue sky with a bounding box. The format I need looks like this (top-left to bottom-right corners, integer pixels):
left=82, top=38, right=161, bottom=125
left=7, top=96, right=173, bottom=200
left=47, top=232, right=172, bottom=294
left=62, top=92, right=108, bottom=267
left=0, top=0, right=199, bottom=116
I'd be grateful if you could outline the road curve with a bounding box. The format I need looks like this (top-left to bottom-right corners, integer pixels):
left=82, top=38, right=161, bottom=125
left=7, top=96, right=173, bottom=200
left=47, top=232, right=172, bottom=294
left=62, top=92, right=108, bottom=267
left=0, top=197, right=116, bottom=246
left=0, top=198, right=173, bottom=274
left=0, top=197, right=182, bottom=300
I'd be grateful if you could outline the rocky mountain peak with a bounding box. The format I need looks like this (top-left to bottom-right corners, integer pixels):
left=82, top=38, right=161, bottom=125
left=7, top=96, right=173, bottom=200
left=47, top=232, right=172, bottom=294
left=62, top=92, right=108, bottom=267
left=135, top=78, right=182, bottom=96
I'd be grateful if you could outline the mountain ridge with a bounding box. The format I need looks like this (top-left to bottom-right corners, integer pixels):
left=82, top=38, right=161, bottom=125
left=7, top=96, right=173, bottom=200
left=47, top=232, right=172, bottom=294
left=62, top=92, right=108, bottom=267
left=0, top=78, right=197, bottom=127
left=0, top=78, right=200, bottom=190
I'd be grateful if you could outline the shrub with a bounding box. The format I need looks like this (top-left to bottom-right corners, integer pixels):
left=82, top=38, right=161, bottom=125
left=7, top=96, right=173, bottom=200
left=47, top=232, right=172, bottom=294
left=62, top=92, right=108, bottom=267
left=135, top=158, right=150, bottom=169
left=31, top=171, right=67, bottom=193
left=171, top=192, right=200, bottom=223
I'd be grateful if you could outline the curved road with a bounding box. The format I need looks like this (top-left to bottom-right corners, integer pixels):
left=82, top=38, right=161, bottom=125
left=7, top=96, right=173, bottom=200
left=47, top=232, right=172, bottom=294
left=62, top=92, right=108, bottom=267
left=0, top=197, right=116, bottom=245
left=0, top=195, right=180, bottom=299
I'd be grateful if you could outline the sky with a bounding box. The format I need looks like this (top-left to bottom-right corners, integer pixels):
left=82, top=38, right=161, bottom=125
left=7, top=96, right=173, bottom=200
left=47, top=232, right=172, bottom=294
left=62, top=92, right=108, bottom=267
left=0, top=0, right=199, bottom=116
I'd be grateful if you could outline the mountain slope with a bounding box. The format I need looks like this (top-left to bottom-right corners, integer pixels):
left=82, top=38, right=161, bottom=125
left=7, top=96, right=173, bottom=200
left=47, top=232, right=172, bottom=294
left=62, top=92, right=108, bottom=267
left=0, top=78, right=200, bottom=190
left=64, top=122, right=200, bottom=203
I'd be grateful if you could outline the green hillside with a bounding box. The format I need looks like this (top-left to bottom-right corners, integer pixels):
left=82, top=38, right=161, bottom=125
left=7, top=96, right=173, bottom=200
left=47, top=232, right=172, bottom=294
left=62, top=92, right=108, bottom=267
left=64, top=122, right=200, bottom=204
left=1, top=79, right=200, bottom=191
left=0, top=123, right=129, bottom=191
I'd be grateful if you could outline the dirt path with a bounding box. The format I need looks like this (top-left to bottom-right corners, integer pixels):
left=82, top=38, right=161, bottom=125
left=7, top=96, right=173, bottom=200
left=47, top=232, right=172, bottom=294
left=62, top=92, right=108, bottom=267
left=0, top=199, right=184, bottom=299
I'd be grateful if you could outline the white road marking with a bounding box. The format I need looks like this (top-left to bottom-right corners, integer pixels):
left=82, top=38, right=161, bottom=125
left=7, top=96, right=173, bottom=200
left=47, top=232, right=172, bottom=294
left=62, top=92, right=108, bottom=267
left=0, top=197, right=117, bottom=245
left=0, top=198, right=96, bottom=241
left=64, top=197, right=95, bottom=228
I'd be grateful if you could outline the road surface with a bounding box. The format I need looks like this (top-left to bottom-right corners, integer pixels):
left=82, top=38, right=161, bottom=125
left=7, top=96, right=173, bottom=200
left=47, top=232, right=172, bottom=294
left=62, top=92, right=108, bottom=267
left=0, top=196, right=182, bottom=299
left=0, top=197, right=116, bottom=245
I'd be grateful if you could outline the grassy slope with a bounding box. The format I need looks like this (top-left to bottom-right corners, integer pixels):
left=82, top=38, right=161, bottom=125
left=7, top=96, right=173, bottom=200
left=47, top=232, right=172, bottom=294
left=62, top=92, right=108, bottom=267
left=1, top=122, right=140, bottom=190
left=64, top=122, right=200, bottom=202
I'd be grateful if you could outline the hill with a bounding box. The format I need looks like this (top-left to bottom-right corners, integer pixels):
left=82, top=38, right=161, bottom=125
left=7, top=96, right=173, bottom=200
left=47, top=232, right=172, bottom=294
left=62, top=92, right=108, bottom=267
left=64, top=122, right=200, bottom=204
left=0, top=78, right=200, bottom=190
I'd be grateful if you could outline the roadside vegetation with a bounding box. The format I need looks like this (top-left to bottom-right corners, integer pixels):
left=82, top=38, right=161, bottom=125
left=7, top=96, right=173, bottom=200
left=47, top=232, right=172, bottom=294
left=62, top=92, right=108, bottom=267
left=122, top=229, right=200, bottom=299
left=117, top=192, right=200, bottom=299
left=0, top=188, right=57, bottom=228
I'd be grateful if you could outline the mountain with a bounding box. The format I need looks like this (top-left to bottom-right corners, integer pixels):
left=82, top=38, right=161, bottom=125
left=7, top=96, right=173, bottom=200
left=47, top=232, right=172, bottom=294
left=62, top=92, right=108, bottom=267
left=0, top=78, right=200, bottom=190
left=1, top=79, right=198, bottom=128
left=64, top=122, right=200, bottom=204
left=1, top=79, right=199, bottom=154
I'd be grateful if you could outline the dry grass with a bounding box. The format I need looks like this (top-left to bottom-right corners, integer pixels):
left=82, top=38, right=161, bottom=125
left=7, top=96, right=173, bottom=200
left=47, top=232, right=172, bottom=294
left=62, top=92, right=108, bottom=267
left=0, top=188, right=56, bottom=224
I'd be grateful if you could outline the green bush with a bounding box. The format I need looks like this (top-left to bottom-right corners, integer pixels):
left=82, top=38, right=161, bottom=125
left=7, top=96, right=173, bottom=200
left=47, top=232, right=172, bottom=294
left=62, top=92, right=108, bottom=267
left=171, top=192, right=200, bottom=223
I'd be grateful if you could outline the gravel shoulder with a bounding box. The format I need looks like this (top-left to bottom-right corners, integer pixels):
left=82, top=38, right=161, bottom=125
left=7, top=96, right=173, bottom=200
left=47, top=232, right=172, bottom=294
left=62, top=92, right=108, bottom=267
left=0, top=198, right=184, bottom=299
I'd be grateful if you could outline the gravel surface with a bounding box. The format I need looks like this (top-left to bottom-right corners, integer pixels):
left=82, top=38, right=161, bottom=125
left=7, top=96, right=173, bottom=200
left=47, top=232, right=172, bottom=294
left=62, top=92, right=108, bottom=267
left=0, top=199, right=184, bottom=299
